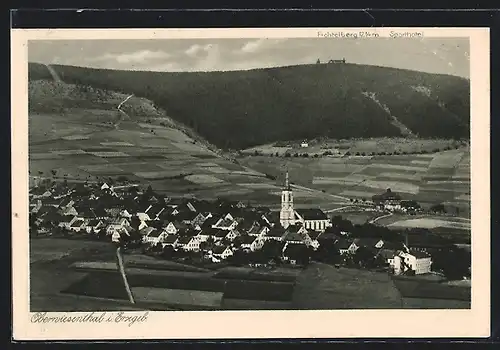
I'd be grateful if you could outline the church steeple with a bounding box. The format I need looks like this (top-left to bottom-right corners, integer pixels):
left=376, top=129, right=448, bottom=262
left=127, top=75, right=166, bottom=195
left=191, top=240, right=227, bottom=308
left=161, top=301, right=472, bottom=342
left=280, top=168, right=295, bottom=228
left=285, top=170, right=290, bottom=190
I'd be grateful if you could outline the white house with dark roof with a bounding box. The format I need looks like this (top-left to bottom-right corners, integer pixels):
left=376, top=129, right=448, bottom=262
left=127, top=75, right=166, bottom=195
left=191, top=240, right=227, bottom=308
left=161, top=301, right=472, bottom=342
left=211, top=245, right=234, bottom=260
left=162, top=235, right=179, bottom=248
left=394, top=250, right=432, bottom=275
left=239, top=235, right=265, bottom=252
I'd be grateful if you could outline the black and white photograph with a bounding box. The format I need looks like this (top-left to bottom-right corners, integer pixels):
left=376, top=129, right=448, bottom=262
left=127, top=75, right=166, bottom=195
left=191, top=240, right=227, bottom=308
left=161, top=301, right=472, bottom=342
left=12, top=27, right=490, bottom=340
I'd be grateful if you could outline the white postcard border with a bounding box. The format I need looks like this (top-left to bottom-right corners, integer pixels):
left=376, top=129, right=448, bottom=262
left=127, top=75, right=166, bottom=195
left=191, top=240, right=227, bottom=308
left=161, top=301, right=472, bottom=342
left=11, top=27, right=490, bottom=340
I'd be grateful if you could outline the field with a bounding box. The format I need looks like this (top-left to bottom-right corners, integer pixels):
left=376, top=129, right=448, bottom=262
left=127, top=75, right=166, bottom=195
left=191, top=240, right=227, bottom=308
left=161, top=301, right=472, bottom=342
left=292, top=263, right=403, bottom=309
left=240, top=147, right=470, bottom=216
left=29, top=79, right=355, bottom=210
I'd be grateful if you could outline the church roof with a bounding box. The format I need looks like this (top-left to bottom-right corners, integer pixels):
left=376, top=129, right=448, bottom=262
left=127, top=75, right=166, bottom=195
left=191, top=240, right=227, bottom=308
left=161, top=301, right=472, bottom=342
left=295, top=208, right=328, bottom=220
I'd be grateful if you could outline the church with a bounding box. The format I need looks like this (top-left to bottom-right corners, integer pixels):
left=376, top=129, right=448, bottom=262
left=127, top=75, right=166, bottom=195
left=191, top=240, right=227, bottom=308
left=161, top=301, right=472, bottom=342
left=279, top=171, right=331, bottom=231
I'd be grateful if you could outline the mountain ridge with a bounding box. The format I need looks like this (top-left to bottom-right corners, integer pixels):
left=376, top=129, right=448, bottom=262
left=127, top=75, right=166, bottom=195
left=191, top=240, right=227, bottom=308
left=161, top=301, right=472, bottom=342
left=28, top=62, right=470, bottom=150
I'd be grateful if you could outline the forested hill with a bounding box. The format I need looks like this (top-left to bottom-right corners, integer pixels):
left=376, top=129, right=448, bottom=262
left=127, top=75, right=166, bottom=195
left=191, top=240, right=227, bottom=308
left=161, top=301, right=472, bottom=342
left=29, top=62, right=470, bottom=150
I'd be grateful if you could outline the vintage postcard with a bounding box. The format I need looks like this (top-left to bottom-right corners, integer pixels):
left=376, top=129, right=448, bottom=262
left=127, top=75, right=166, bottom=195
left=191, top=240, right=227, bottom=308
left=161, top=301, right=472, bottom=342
left=12, top=27, right=490, bottom=340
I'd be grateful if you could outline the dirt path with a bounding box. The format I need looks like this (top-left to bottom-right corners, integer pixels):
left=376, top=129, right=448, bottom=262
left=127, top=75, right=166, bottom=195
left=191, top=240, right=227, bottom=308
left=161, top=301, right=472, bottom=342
left=45, top=64, right=62, bottom=83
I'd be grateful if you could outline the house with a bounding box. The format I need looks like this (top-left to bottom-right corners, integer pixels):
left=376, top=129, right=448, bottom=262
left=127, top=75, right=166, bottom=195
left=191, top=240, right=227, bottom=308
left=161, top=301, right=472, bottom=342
left=305, top=231, right=322, bottom=250
left=294, top=209, right=330, bottom=231
left=394, top=250, right=432, bottom=275
left=86, top=219, right=105, bottom=234
left=192, top=212, right=212, bottom=228
left=212, top=216, right=238, bottom=231
left=200, top=216, right=219, bottom=231
left=106, top=218, right=131, bottom=236
left=211, top=245, right=233, bottom=260
left=377, top=248, right=398, bottom=267
left=212, top=229, right=230, bottom=242
left=119, top=209, right=133, bottom=219
left=61, top=205, right=78, bottom=217
left=355, top=238, right=385, bottom=250
left=139, top=227, right=156, bottom=240
left=162, top=235, right=179, bottom=248
left=111, top=227, right=130, bottom=243
left=248, top=224, right=269, bottom=237
left=283, top=230, right=307, bottom=245
left=337, top=238, right=359, bottom=255
left=282, top=243, right=311, bottom=265
left=372, top=188, right=402, bottom=211
left=68, top=218, right=87, bottom=233
left=239, top=235, right=265, bottom=252
left=266, top=227, right=287, bottom=241
left=143, top=228, right=166, bottom=246
left=163, top=221, right=188, bottom=235
left=177, top=236, right=200, bottom=252
left=175, top=210, right=198, bottom=224
left=300, top=141, right=309, bottom=148
left=148, top=204, right=166, bottom=221
left=59, top=215, right=80, bottom=229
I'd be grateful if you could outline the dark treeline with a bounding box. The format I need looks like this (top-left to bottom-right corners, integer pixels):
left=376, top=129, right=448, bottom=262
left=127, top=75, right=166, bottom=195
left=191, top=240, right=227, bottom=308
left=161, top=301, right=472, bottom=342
left=29, top=62, right=470, bottom=150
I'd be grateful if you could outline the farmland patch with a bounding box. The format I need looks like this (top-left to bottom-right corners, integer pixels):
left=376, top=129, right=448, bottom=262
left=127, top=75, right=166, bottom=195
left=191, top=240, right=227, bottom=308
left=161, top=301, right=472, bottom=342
left=79, top=164, right=125, bottom=174
left=132, top=287, right=223, bottom=308
left=61, top=135, right=90, bottom=141
left=239, top=183, right=281, bottom=190
left=205, top=166, right=232, bottom=174
left=340, top=189, right=382, bottom=198
left=100, top=142, right=134, bottom=147
left=312, top=177, right=363, bottom=186
left=388, top=218, right=471, bottom=229
left=429, top=151, right=464, bottom=169
left=359, top=180, right=420, bottom=194
left=368, top=164, right=428, bottom=172
left=185, top=174, right=226, bottom=185
left=51, top=149, right=87, bottom=155
left=135, top=170, right=188, bottom=180
left=90, top=151, right=130, bottom=158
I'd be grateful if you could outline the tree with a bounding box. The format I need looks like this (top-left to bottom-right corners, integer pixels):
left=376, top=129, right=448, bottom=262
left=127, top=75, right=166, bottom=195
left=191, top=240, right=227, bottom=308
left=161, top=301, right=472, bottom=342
left=353, top=246, right=376, bottom=268
left=430, top=203, right=446, bottom=214
left=314, top=240, right=341, bottom=264
left=432, top=247, right=470, bottom=280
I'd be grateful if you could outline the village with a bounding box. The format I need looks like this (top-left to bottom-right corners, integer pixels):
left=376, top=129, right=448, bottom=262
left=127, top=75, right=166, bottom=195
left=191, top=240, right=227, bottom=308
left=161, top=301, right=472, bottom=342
left=29, top=172, right=468, bottom=278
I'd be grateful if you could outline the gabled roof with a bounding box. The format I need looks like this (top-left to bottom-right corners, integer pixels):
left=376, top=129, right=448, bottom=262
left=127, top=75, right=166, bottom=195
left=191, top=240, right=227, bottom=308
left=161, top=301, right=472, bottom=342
left=408, top=249, right=431, bottom=259
left=240, top=235, right=257, bottom=245
left=139, top=227, right=156, bottom=236
left=284, top=232, right=304, bottom=243
left=163, top=235, right=178, bottom=244
left=201, top=216, right=219, bottom=229
left=168, top=221, right=188, bottom=230
left=286, top=224, right=306, bottom=235
left=295, top=208, right=328, bottom=220
left=308, top=231, right=322, bottom=240
left=70, top=219, right=84, bottom=228
left=148, top=229, right=162, bottom=238
left=377, top=248, right=397, bottom=260
left=213, top=245, right=231, bottom=254
left=336, top=238, right=354, bottom=250
left=267, top=227, right=286, bottom=238
left=179, top=228, right=198, bottom=237
left=248, top=224, right=263, bottom=235
left=177, top=236, right=194, bottom=245
left=355, top=237, right=383, bottom=248
left=215, top=218, right=234, bottom=227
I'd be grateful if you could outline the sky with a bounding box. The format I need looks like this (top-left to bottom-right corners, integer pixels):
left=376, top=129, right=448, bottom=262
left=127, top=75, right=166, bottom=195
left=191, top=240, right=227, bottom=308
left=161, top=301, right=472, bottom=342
left=28, top=37, right=470, bottom=78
